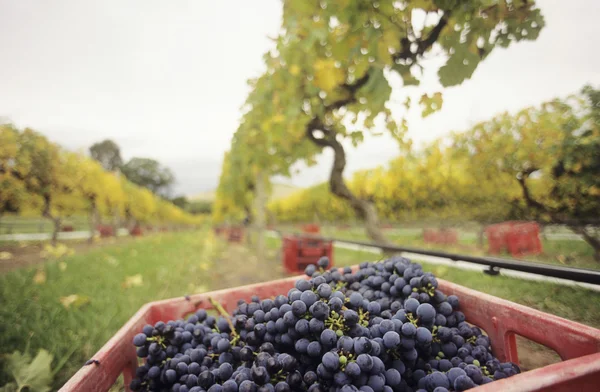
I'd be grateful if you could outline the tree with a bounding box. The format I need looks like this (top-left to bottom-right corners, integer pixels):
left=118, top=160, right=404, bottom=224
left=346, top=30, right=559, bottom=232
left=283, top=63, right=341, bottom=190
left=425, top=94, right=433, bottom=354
left=221, top=0, right=545, bottom=245
left=187, top=200, right=212, bottom=215
left=171, top=196, right=189, bottom=209
left=120, top=157, right=175, bottom=197
left=70, top=154, right=108, bottom=242
left=89, top=139, right=123, bottom=171
left=453, top=86, right=600, bottom=259
left=0, top=123, right=31, bottom=219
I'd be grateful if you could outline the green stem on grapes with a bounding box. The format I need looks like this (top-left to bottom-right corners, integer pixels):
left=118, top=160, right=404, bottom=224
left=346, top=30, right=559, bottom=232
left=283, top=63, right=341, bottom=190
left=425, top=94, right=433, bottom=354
left=208, top=296, right=238, bottom=339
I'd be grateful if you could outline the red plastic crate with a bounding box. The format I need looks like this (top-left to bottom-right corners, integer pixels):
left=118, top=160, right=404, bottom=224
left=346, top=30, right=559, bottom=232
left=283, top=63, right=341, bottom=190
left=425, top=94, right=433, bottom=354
left=129, top=225, right=143, bottom=237
left=96, top=225, right=114, bottom=238
left=60, top=268, right=600, bottom=392
left=227, top=227, right=244, bottom=243
left=301, top=224, right=320, bottom=234
left=423, top=229, right=458, bottom=245
left=506, top=222, right=543, bottom=257
left=485, top=222, right=543, bottom=257
left=282, top=235, right=333, bottom=273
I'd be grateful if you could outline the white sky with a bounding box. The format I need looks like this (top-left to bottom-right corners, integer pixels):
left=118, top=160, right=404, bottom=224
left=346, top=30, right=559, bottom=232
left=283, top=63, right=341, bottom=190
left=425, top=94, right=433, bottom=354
left=1, top=0, right=599, bottom=196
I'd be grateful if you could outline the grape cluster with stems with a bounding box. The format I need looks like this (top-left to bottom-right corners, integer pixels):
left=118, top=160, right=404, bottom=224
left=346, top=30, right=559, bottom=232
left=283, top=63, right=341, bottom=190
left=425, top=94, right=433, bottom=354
left=129, top=256, right=520, bottom=392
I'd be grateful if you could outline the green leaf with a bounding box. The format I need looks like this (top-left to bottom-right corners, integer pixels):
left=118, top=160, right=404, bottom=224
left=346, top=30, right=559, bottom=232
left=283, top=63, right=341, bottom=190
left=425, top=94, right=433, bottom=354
left=419, top=92, right=444, bottom=118
left=438, top=44, right=480, bottom=87
left=392, top=63, right=419, bottom=86
left=5, top=349, right=54, bottom=392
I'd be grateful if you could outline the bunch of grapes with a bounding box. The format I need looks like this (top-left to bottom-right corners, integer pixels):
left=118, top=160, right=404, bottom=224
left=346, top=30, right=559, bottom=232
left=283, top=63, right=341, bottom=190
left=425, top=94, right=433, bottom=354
left=129, top=256, right=519, bottom=392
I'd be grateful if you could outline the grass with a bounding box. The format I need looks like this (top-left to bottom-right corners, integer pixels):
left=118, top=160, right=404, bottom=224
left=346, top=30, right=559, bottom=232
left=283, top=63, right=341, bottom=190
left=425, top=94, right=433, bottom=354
left=266, top=236, right=600, bottom=328
left=0, top=229, right=227, bottom=390
left=2, top=228, right=598, bottom=389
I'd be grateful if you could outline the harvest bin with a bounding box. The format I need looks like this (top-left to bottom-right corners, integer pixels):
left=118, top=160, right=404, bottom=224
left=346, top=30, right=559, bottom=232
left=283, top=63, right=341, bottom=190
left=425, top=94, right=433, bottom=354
left=282, top=235, right=333, bottom=273
left=60, top=268, right=600, bottom=392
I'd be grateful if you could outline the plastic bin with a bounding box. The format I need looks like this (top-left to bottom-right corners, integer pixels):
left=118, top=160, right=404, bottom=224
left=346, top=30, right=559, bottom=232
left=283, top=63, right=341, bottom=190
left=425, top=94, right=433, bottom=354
left=96, top=225, right=114, bottom=238
left=227, top=227, right=244, bottom=243
left=301, top=224, right=320, bottom=234
left=423, top=229, right=458, bottom=245
left=130, top=225, right=143, bottom=237
left=282, top=235, right=333, bottom=273
left=60, top=267, right=600, bottom=392
left=506, top=222, right=543, bottom=257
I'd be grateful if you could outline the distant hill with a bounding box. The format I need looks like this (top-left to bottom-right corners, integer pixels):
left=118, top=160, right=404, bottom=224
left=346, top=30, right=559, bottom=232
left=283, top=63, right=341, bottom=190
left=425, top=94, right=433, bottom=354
left=188, top=183, right=299, bottom=202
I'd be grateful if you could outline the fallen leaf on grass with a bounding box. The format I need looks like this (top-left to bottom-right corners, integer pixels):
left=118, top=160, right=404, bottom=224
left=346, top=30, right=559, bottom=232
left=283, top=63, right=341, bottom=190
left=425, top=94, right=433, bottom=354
left=60, top=294, right=91, bottom=309
left=40, top=244, right=75, bottom=259
left=122, top=274, right=143, bottom=289
left=33, top=269, right=46, bottom=284
left=3, top=348, right=54, bottom=392
left=58, top=262, right=67, bottom=271
left=188, top=283, right=208, bottom=294
left=0, top=251, right=13, bottom=260
left=199, top=262, right=211, bottom=271
left=104, top=256, right=119, bottom=266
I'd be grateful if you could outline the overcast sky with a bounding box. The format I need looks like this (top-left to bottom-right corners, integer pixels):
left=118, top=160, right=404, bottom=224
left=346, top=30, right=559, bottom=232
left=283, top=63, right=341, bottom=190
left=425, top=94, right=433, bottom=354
left=1, top=1, right=599, bottom=197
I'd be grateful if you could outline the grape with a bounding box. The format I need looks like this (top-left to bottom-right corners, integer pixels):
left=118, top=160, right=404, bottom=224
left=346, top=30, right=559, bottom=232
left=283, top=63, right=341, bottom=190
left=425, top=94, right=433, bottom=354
left=382, top=331, right=401, bottom=349
left=353, top=337, right=372, bottom=354
left=415, top=327, right=432, bottom=345
left=416, top=303, right=436, bottom=323
left=384, top=368, right=401, bottom=386
left=128, top=257, right=519, bottom=392
left=356, top=353, right=373, bottom=372
left=133, top=333, right=147, bottom=347
left=307, top=341, right=322, bottom=357
left=367, top=374, right=386, bottom=392
left=322, top=351, right=340, bottom=371
left=426, top=371, right=450, bottom=390
left=291, top=300, right=307, bottom=317
left=320, top=329, right=337, bottom=347
left=300, top=291, right=318, bottom=307
left=453, top=375, right=476, bottom=391
left=344, top=361, right=361, bottom=378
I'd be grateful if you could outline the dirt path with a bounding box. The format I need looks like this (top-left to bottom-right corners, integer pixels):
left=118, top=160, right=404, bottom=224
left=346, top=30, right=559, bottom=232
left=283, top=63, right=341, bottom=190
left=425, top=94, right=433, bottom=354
left=209, top=240, right=287, bottom=290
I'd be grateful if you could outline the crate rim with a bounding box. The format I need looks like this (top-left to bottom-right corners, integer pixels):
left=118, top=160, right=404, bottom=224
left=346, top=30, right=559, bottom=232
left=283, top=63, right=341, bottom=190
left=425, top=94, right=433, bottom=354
left=60, top=266, right=600, bottom=392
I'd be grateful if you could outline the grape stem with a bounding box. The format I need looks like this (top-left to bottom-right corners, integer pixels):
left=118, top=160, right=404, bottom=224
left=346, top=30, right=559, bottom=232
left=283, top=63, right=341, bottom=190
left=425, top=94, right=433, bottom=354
left=208, top=297, right=237, bottom=338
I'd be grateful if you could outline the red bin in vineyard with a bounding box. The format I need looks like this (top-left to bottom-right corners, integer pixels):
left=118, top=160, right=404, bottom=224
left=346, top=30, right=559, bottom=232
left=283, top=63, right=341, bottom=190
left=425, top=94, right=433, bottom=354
left=282, top=235, right=333, bottom=274
left=506, top=222, right=543, bottom=257
left=485, top=221, right=542, bottom=257
left=61, top=266, right=600, bottom=392
left=129, top=225, right=143, bottom=237
left=227, top=227, right=244, bottom=243
left=301, top=224, right=320, bottom=234
left=96, top=225, right=114, bottom=238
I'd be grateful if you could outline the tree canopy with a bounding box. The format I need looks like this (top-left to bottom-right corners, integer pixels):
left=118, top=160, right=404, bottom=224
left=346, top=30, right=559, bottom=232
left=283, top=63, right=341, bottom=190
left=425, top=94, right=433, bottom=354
left=120, top=157, right=176, bottom=197
left=89, top=139, right=123, bottom=172
left=215, top=0, right=545, bottom=243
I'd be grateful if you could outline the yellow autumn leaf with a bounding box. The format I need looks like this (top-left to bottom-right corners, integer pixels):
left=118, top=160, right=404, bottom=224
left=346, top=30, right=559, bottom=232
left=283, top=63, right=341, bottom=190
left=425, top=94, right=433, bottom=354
left=58, top=261, right=67, bottom=271
left=104, top=255, right=119, bottom=266
left=33, top=269, right=46, bottom=284
left=122, top=274, right=143, bottom=289
left=60, top=294, right=91, bottom=309
left=289, top=64, right=300, bottom=76
left=0, top=251, right=13, bottom=260
left=272, top=114, right=285, bottom=124
left=589, top=186, right=600, bottom=196
left=313, top=59, right=345, bottom=92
